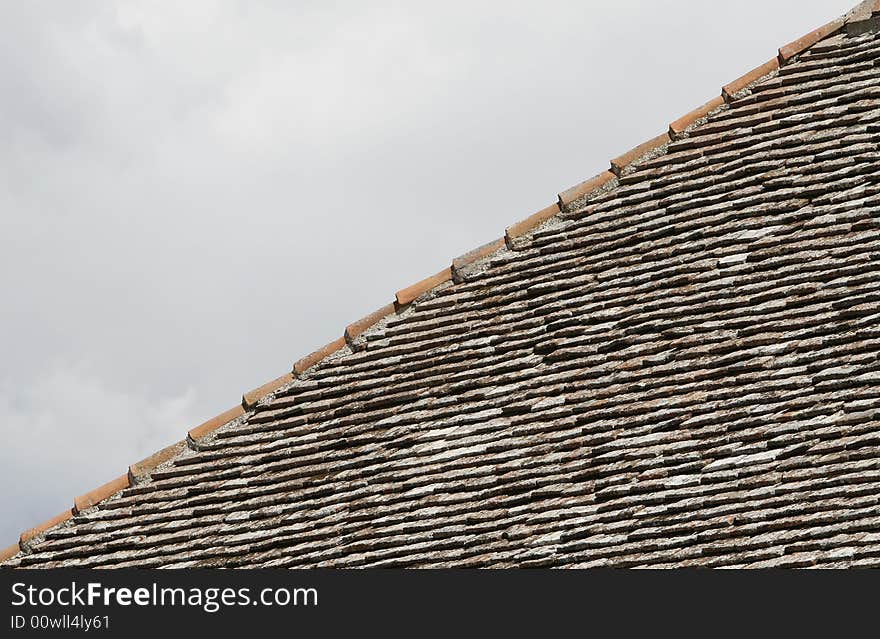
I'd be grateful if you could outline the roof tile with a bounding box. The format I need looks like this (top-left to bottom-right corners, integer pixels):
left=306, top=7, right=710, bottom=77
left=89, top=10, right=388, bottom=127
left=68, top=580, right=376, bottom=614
left=505, top=203, right=561, bottom=243
left=345, top=303, right=397, bottom=343
left=779, top=18, right=846, bottom=62
left=187, top=404, right=246, bottom=440
left=20, top=509, right=74, bottom=546
left=722, top=58, right=780, bottom=101
left=128, top=440, right=188, bottom=483
left=242, top=373, right=295, bottom=410
left=452, top=238, right=506, bottom=281
left=557, top=171, right=616, bottom=208
left=844, top=0, right=876, bottom=24
left=292, top=336, right=347, bottom=375
left=669, top=95, right=726, bottom=137
left=73, top=475, right=130, bottom=514
left=610, top=133, right=671, bottom=176
left=0, top=544, right=19, bottom=562
left=395, top=268, right=453, bottom=306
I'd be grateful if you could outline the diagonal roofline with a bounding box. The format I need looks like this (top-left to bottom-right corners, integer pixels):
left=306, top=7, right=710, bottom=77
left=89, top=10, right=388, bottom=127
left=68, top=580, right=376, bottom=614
left=3, top=0, right=880, bottom=565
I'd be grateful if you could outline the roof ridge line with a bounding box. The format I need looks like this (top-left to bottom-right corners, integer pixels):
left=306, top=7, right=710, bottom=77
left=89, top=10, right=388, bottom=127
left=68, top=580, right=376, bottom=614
left=4, top=0, right=878, bottom=565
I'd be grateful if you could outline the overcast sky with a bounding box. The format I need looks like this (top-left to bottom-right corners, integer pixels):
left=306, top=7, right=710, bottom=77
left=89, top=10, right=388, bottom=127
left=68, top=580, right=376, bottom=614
left=0, top=0, right=857, bottom=545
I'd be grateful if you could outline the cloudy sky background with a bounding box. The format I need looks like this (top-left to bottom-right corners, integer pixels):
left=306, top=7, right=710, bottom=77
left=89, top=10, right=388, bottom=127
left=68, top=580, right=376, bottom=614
left=0, top=0, right=857, bottom=544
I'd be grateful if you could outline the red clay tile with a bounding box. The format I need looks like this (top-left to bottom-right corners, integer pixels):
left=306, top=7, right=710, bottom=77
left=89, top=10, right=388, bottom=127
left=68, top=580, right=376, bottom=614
left=128, top=440, right=188, bottom=483
left=395, top=268, right=453, bottom=307
left=452, top=238, right=506, bottom=279
left=0, top=543, right=19, bottom=562
left=722, top=58, right=780, bottom=102
left=505, top=203, right=561, bottom=243
left=73, top=474, right=130, bottom=514
left=242, top=373, right=295, bottom=410
left=293, top=336, right=347, bottom=375
left=187, top=404, right=246, bottom=440
left=20, top=509, right=74, bottom=545
left=610, top=133, right=671, bottom=176
left=845, top=1, right=875, bottom=23
left=778, top=18, right=845, bottom=62
left=345, top=303, right=397, bottom=343
left=669, top=95, right=726, bottom=137
left=557, top=171, right=616, bottom=208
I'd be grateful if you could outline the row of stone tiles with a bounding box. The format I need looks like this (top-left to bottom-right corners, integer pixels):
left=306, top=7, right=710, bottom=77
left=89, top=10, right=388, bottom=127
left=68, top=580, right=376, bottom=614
left=390, top=229, right=877, bottom=356
left=25, top=472, right=880, bottom=567
left=300, top=255, right=880, bottom=397
left=618, top=85, right=880, bottom=187
left=199, top=330, right=880, bottom=476
left=25, top=380, right=872, bottom=564
left=592, top=107, right=879, bottom=213
left=260, top=300, right=880, bottom=453
left=428, top=192, right=879, bottom=316
left=340, top=231, right=880, bottom=381
left=31, top=382, right=876, bottom=544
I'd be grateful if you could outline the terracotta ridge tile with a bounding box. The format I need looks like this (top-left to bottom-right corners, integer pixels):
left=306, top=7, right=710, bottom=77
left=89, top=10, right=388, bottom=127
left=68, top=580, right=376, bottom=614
left=187, top=404, right=246, bottom=441
left=293, top=336, right=347, bottom=375
left=242, top=372, right=295, bottom=410
left=669, top=95, right=726, bottom=138
left=610, top=132, right=671, bottom=176
left=451, top=238, right=506, bottom=281
left=128, top=440, right=188, bottom=483
left=73, top=474, right=130, bottom=515
left=20, top=509, right=74, bottom=546
left=722, top=57, right=780, bottom=102
left=0, top=543, right=19, bottom=562
left=557, top=171, right=616, bottom=209
left=778, top=17, right=846, bottom=63
left=505, top=203, right=561, bottom=244
left=843, top=0, right=880, bottom=34
left=345, top=302, right=397, bottom=344
left=842, top=0, right=879, bottom=25
left=395, top=267, right=453, bottom=307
